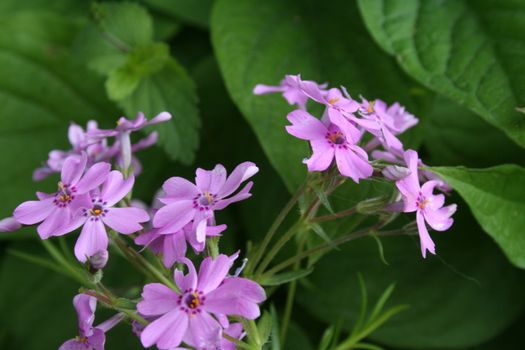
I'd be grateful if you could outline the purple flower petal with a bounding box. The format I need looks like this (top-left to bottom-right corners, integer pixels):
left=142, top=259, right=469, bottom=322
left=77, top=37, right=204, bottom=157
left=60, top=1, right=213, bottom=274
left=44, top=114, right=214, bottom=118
left=103, top=207, right=149, bottom=234
left=58, top=339, right=91, bottom=350
left=74, top=219, right=108, bottom=262
left=140, top=309, right=188, bottom=349
left=183, top=311, right=222, bottom=349
left=174, top=258, right=198, bottom=291
left=148, top=111, right=172, bottom=125
left=68, top=123, right=86, bottom=148
left=75, top=162, right=111, bottom=194
left=14, top=197, right=55, bottom=225
left=253, top=84, right=284, bottom=95
left=334, top=146, right=373, bottom=183
left=197, top=254, right=237, bottom=294
left=138, top=283, right=180, bottom=316
left=416, top=211, right=436, bottom=258
left=73, top=294, right=97, bottom=337
left=162, top=177, right=199, bottom=200
left=304, top=140, right=335, bottom=171
left=100, top=171, right=134, bottom=206
left=214, top=182, right=253, bottom=210
left=424, top=204, right=457, bottom=232
left=204, top=277, right=266, bottom=319
left=61, top=154, right=87, bottom=185
left=285, top=110, right=327, bottom=141
left=218, top=162, right=259, bottom=198
left=37, top=207, right=70, bottom=239
left=153, top=200, right=195, bottom=234
left=162, top=232, right=187, bottom=268
left=87, top=328, right=106, bottom=350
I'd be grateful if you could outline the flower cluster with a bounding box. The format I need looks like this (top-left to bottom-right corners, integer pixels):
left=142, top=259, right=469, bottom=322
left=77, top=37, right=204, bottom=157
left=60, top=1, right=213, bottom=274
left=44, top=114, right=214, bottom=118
left=255, top=74, right=457, bottom=257
left=1, top=111, right=265, bottom=349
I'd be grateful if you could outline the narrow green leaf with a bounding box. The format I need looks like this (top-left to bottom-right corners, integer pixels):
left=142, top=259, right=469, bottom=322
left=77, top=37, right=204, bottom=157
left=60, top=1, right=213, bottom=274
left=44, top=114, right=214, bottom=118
left=260, top=268, right=313, bottom=287
left=319, top=326, right=335, bottom=350
left=257, top=311, right=273, bottom=345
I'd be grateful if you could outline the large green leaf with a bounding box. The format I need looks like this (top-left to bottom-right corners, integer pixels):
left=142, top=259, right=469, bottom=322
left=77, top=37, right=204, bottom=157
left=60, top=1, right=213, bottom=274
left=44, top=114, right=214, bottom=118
left=211, top=0, right=417, bottom=190
left=76, top=2, right=201, bottom=164
left=143, top=0, right=213, bottom=28
left=432, top=165, right=525, bottom=268
left=0, top=3, right=116, bottom=219
left=422, top=95, right=525, bottom=167
left=297, top=207, right=525, bottom=349
left=357, top=0, right=525, bottom=147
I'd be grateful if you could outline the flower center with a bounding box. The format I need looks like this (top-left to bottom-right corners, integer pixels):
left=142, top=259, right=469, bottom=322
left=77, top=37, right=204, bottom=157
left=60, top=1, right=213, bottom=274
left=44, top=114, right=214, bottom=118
left=178, top=289, right=205, bottom=315
left=328, top=97, right=339, bottom=105
left=83, top=199, right=108, bottom=221
left=328, top=131, right=346, bottom=145
left=366, top=100, right=376, bottom=114
left=416, top=194, right=429, bottom=209
left=194, top=191, right=216, bottom=210
left=53, top=182, right=76, bottom=208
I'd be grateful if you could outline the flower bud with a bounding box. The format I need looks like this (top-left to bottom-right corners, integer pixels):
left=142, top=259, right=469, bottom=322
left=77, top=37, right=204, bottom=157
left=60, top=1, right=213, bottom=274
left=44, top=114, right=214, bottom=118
left=356, top=196, right=389, bottom=214
left=89, top=250, right=109, bottom=271
left=0, top=217, right=22, bottom=232
left=382, top=165, right=410, bottom=181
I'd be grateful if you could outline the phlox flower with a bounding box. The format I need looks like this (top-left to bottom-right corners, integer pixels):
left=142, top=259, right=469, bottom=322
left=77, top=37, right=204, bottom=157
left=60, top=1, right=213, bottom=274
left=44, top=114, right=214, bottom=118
left=59, top=294, right=123, bottom=350
left=135, top=223, right=227, bottom=268
left=153, top=162, right=258, bottom=242
left=14, top=154, right=110, bottom=239
left=253, top=74, right=327, bottom=110
left=395, top=150, right=457, bottom=257
left=286, top=110, right=373, bottom=183
left=58, top=170, right=150, bottom=262
left=137, top=253, right=265, bottom=349
left=33, top=121, right=109, bottom=181
left=0, top=217, right=22, bottom=232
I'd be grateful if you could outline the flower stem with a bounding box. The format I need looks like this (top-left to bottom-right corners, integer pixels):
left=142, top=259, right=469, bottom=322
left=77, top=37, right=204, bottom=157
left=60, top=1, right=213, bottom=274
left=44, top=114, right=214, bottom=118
left=246, top=179, right=308, bottom=275
left=260, top=225, right=413, bottom=278
left=310, top=207, right=356, bottom=223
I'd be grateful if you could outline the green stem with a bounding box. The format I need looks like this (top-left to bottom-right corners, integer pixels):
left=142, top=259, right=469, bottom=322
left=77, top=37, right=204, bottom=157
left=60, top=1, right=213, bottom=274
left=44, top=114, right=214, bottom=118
left=310, top=207, right=356, bottom=223
left=280, top=238, right=305, bottom=347
left=254, top=221, right=304, bottom=277
left=247, top=180, right=308, bottom=275
left=223, top=333, right=253, bottom=349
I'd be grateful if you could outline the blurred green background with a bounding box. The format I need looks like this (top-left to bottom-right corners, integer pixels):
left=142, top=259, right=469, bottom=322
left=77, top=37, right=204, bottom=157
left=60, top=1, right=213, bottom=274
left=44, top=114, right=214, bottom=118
left=1, top=0, right=525, bottom=349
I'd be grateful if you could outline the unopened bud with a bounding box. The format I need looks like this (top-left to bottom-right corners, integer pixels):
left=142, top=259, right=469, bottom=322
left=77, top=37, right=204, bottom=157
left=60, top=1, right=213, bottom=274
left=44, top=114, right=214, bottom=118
left=382, top=165, right=410, bottom=181
left=0, top=217, right=21, bottom=232
left=89, top=250, right=109, bottom=271
left=356, top=197, right=389, bottom=214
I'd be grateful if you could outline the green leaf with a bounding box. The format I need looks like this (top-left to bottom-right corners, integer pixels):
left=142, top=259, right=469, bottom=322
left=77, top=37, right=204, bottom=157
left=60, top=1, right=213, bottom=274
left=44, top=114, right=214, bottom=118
left=143, top=0, right=213, bottom=28
left=431, top=165, right=525, bottom=268
left=211, top=0, right=417, bottom=191
left=257, top=311, right=273, bottom=345
left=0, top=2, right=117, bottom=219
left=78, top=2, right=201, bottom=164
left=117, top=59, right=200, bottom=164
left=423, top=95, right=525, bottom=167
left=357, top=0, right=525, bottom=147
left=297, top=207, right=525, bottom=349
left=259, top=268, right=313, bottom=286
left=92, top=2, right=153, bottom=49
left=105, top=42, right=170, bottom=100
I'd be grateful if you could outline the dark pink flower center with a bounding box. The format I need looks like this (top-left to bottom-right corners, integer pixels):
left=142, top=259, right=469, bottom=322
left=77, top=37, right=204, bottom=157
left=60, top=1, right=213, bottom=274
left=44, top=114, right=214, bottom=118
left=83, top=198, right=109, bottom=221
left=416, top=193, right=429, bottom=210
left=53, top=182, right=76, bottom=208
left=193, top=191, right=217, bottom=211
left=326, top=131, right=348, bottom=149
left=178, top=289, right=205, bottom=315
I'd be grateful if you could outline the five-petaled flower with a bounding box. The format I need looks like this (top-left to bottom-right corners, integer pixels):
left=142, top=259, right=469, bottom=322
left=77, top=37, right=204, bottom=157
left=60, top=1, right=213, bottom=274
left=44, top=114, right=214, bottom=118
left=395, top=150, right=457, bottom=257
left=137, top=253, right=265, bottom=349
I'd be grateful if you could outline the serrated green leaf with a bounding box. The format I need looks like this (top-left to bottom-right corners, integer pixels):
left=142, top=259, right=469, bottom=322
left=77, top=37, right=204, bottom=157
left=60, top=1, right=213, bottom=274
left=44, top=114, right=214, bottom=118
left=432, top=165, right=525, bottom=268
left=357, top=0, right=525, bottom=147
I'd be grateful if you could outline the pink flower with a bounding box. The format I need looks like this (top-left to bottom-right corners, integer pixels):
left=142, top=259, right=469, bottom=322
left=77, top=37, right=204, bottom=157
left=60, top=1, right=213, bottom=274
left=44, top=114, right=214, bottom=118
left=137, top=253, right=265, bottom=349
left=153, top=162, right=258, bottom=242
left=253, top=74, right=327, bottom=110
left=395, top=150, right=457, bottom=257
left=285, top=110, right=373, bottom=183
left=33, top=121, right=110, bottom=181
left=57, top=171, right=150, bottom=262
left=59, top=294, right=123, bottom=350
left=14, top=154, right=110, bottom=239
left=135, top=224, right=226, bottom=268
